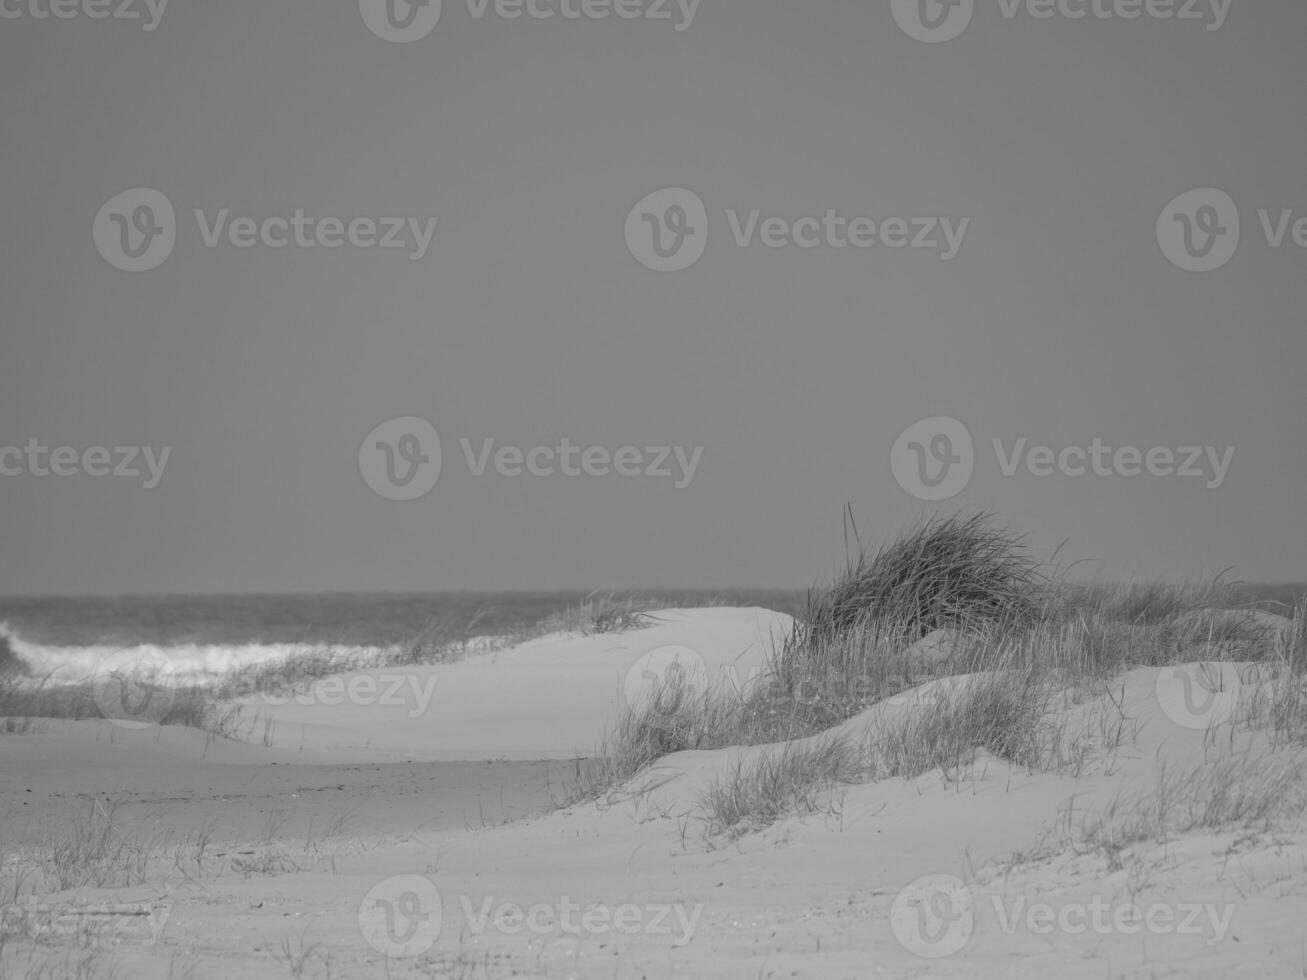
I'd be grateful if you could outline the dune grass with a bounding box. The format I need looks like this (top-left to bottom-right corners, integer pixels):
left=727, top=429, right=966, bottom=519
left=0, top=797, right=360, bottom=980
left=804, top=510, right=1044, bottom=648
left=5, top=512, right=1304, bottom=851
left=699, top=734, right=864, bottom=837
left=699, top=668, right=1072, bottom=838
left=1089, top=753, right=1307, bottom=848
left=1244, top=597, right=1307, bottom=747
left=1, top=795, right=353, bottom=907
left=35, top=798, right=160, bottom=892
left=532, top=591, right=664, bottom=637
left=1072, top=579, right=1241, bottom=625
left=566, top=511, right=1305, bottom=841
left=0, top=670, right=248, bottom=738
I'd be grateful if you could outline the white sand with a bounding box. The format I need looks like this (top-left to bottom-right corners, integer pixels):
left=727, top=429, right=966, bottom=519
left=3, top=608, right=1305, bottom=978
left=244, top=606, right=790, bottom=762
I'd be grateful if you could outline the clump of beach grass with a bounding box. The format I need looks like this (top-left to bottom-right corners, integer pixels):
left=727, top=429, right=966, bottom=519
left=1048, top=750, right=1307, bottom=873
left=563, top=684, right=741, bottom=807
left=0, top=669, right=246, bottom=739
left=1073, top=579, right=1241, bottom=625
left=699, top=668, right=1061, bottom=838
left=699, top=734, right=864, bottom=838
left=565, top=513, right=1062, bottom=811
left=1247, top=597, right=1307, bottom=747
left=766, top=511, right=1048, bottom=726
left=564, top=512, right=1303, bottom=838
left=805, top=511, right=1045, bottom=647
left=534, top=592, right=664, bottom=638
left=35, top=797, right=161, bottom=892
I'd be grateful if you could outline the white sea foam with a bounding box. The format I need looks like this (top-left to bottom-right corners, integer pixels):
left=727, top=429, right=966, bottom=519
left=1, top=621, right=402, bottom=686
left=0, top=620, right=522, bottom=690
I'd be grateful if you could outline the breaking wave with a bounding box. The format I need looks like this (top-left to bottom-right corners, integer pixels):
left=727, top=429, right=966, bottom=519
left=0, top=621, right=404, bottom=686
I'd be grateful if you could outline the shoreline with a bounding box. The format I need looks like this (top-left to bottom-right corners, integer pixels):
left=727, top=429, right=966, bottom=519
left=3, top=556, right=1307, bottom=977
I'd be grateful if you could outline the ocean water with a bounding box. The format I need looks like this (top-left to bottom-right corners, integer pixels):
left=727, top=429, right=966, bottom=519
left=0, top=590, right=807, bottom=682
left=3, top=584, right=1298, bottom=686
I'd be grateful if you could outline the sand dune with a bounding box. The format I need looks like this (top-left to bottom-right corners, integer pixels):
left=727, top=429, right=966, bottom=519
left=3, top=607, right=1306, bottom=978
left=241, top=606, right=791, bottom=762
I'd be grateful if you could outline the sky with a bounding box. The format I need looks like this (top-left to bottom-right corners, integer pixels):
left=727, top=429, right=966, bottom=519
left=1, top=0, right=1304, bottom=595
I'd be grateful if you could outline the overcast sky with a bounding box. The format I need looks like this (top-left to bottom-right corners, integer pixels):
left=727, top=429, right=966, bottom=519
left=1, top=0, right=1303, bottom=595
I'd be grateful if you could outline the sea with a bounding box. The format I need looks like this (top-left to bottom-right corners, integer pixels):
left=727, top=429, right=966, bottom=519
left=3, top=584, right=1299, bottom=686
left=0, top=590, right=808, bottom=683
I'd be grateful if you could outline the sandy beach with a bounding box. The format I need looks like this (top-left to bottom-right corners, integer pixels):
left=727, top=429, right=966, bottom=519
left=4, top=591, right=1307, bottom=979
left=6, top=0, right=1306, bottom=973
